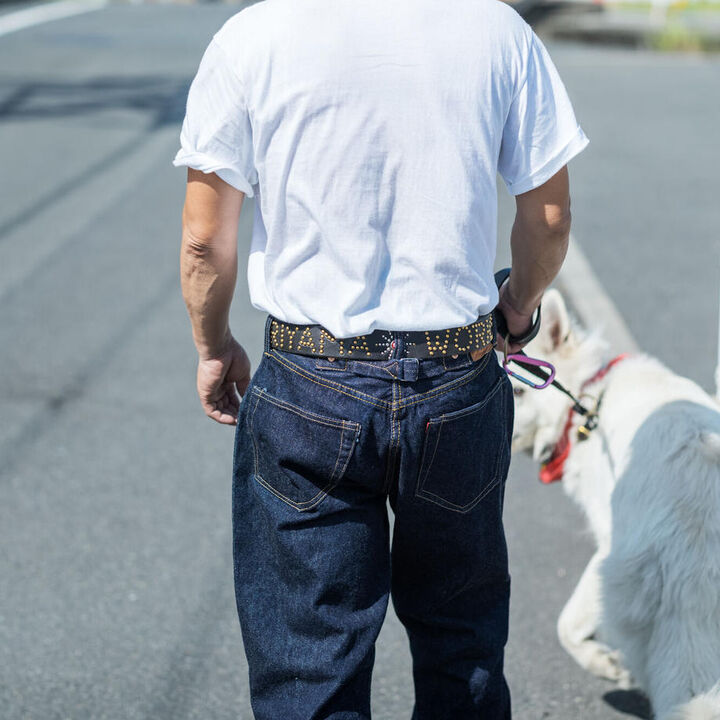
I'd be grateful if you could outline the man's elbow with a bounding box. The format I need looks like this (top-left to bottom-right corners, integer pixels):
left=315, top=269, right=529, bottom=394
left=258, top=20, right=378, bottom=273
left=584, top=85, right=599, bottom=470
left=181, top=208, right=236, bottom=262
left=516, top=207, right=572, bottom=244
left=546, top=208, right=572, bottom=242
left=182, top=201, right=219, bottom=251
left=182, top=227, right=214, bottom=260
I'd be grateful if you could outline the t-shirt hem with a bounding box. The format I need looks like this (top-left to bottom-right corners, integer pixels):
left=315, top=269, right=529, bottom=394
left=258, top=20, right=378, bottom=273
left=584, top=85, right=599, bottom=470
left=172, top=151, right=256, bottom=197
left=506, top=125, right=589, bottom=196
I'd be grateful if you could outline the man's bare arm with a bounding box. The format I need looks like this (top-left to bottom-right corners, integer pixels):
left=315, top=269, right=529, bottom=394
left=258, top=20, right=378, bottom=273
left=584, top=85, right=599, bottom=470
left=497, top=165, right=572, bottom=352
left=180, top=168, right=251, bottom=424
left=181, top=168, right=243, bottom=357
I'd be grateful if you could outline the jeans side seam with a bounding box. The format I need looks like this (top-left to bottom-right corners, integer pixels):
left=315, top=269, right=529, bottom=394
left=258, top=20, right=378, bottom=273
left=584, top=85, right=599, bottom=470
left=248, top=392, right=262, bottom=482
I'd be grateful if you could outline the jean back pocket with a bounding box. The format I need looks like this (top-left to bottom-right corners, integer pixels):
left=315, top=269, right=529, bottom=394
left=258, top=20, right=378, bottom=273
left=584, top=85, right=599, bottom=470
left=247, top=387, right=361, bottom=511
left=415, top=375, right=510, bottom=513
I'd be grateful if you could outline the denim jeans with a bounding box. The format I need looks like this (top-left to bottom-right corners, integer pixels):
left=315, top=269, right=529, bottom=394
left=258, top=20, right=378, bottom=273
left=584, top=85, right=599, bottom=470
left=232, top=315, right=514, bottom=720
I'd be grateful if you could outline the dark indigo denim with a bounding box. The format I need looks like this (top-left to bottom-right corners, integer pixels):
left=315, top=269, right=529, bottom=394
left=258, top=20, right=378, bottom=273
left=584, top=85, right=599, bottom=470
left=232, top=315, right=515, bottom=720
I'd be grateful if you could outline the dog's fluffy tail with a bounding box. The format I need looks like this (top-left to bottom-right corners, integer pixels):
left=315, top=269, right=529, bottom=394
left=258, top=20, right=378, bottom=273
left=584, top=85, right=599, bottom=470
left=667, top=685, right=720, bottom=720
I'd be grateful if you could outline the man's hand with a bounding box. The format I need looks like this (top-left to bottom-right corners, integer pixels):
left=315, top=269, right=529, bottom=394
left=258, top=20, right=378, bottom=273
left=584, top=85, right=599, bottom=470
left=496, top=279, right=537, bottom=355
left=197, top=337, right=252, bottom=425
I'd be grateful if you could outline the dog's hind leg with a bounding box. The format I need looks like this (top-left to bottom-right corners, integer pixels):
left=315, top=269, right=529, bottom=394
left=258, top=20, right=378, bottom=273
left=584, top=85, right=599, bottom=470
left=558, top=552, right=632, bottom=685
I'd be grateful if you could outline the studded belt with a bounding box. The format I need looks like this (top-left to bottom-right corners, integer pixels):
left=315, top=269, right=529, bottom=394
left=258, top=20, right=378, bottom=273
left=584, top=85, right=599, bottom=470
left=268, top=312, right=496, bottom=360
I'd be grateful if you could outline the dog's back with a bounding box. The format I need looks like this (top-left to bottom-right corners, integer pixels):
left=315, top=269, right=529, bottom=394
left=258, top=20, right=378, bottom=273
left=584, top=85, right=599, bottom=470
left=600, top=374, right=720, bottom=720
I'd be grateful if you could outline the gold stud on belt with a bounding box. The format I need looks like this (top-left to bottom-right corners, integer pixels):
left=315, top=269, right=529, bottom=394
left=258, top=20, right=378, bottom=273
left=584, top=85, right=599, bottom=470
left=267, top=313, right=496, bottom=360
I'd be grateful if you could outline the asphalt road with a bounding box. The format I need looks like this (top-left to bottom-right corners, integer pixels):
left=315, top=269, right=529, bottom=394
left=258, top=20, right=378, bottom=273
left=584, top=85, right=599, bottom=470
left=0, top=3, right=717, bottom=719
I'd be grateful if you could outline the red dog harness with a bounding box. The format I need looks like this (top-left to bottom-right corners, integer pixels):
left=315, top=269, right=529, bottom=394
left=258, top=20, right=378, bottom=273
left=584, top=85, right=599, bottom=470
left=539, top=354, right=630, bottom=484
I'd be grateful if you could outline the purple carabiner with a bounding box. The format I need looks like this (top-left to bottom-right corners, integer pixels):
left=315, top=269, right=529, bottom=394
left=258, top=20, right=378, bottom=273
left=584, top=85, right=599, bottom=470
left=503, top=353, right=556, bottom=390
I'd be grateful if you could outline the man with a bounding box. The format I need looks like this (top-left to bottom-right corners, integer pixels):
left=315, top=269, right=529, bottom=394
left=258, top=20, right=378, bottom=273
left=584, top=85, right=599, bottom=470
left=173, top=0, right=588, bottom=717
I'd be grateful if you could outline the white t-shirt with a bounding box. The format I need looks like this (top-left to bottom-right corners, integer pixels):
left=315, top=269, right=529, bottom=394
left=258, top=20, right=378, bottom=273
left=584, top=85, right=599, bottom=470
left=173, top=0, right=589, bottom=339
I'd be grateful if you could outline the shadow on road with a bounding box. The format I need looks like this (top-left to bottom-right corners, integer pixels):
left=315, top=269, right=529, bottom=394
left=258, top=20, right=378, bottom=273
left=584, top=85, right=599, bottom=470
left=0, top=75, right=191, bottom=242
left=603, top=689, right=652, bottom=719
left=0, top=75, right=190, bottom=127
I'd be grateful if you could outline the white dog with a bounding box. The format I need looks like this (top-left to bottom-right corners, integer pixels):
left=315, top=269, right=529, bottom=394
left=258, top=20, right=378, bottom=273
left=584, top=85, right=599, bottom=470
left=510, top=289, right=720, bottom=720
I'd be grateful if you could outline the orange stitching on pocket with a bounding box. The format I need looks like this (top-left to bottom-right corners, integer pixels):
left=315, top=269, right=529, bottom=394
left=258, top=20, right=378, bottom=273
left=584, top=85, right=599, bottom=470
left=418, top=475, right=504, bottom=514
left=329, top=423, right=347, bottom=483
left=248, top=395, right=361, bottom=512
left=413, top=373, right=508, bottom=513
left=337, top=423, right=361, bottom=479
left=415, top=416, right=444, bottom=500
left=252, top=387, right=358, bottom=431
left=429, top=373, right=504, bottom=422
left=248, top=392, right=263, bottom=483
left=254, top=475, right=329, bottom=511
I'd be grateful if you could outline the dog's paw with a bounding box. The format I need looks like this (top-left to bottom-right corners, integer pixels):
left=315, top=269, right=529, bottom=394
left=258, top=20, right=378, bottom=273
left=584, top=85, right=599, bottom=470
left=586, top=647, right=630, bottom=684
left=616, top=667, right=634, bottom=690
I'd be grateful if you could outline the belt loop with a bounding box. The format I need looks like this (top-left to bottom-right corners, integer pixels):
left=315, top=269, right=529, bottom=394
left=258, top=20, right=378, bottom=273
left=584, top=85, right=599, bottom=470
left=264, top=315, right=274, bottom=353
left=389, top=332, right=403, bottom=360
left=399, top=357, right=419, bottom=381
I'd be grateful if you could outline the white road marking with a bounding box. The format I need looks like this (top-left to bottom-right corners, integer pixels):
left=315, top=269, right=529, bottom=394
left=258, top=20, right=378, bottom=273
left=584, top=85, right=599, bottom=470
left=557, top=234, right=640, bottom=355
left=0, top=0, right=108, bottom=38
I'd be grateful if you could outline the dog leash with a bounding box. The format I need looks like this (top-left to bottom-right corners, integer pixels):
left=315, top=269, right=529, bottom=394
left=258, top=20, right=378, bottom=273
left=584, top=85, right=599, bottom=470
left=493, top=268, right=596, bottom=423
left=537, top=353, right=630, bottom=483
left=493, top=268, right=633, bottom=436
left=493, top=268, right=631, bottom=482
left=505, top=350, right=598, bottom=424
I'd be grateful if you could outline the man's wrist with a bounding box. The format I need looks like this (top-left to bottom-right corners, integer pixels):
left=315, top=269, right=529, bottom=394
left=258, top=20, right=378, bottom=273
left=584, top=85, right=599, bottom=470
left=196, top=328, right=234, bottom=361
left=505, top=279, right=542, bottom=318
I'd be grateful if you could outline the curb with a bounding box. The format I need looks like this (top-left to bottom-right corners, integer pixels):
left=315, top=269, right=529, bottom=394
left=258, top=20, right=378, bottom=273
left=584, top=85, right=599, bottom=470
left=556, top=236, right=639, bottom=356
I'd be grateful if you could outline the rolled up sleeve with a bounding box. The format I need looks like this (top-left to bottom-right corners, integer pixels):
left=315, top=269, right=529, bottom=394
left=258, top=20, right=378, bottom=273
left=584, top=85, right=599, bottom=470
left=173, top=39, right=257, bottom=197
left=498, top=30, right=589, bottom=196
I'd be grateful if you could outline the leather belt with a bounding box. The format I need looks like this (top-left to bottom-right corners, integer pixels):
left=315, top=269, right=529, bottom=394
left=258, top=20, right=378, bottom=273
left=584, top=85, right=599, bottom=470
left=268, top=313, right=496, bottom=360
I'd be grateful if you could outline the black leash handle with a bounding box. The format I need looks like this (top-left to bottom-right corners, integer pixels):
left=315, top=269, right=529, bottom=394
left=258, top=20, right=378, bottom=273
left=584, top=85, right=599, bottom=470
left=493, top=268, right=542, bottom=347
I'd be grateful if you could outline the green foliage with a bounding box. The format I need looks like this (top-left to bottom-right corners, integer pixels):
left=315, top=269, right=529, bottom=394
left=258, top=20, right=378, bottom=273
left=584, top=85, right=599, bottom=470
left=607, top=0, right=720, bottom=11
left=648, top=23, right=705, bottom=49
